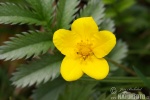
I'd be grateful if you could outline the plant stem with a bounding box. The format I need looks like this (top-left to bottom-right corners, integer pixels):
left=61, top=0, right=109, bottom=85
left=81, top=76, right=150, bottom=83
left=105, top=57, right=136, bottom=76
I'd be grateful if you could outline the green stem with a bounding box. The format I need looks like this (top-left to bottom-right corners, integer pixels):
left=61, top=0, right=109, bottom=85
left=105, top=57, right=136, bottom=76
left=81, top=76, right=150, bottom=83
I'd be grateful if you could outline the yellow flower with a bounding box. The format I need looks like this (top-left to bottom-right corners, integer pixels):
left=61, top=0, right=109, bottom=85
left=53, top=17, right=116, bottom=81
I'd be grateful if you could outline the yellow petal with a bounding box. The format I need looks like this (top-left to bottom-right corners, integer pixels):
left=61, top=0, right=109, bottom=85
left=61, top=56, right=83, bottom=81
left=82, top=56, right=109, bottom=80
left=53, top=29, right=79, bottom=56
left=92, top=30, right=116, bottom=58
left=71, top=17, right=98, bottom=40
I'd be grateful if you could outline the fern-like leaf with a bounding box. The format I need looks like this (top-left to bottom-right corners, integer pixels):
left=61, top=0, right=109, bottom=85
left=59, top=81, right=96, bottom=100
left=79, top=0, right=105, bottom=26
left=32, top=78, right=66, bottom=100
left=0, top=2, right=46, bottom=25
left=0, top=31, right=53, bottom=60
left=107, top=40, right=128, bottom=71
left=11, top=54, right=63, bottom=87
left=26, top=0, right=55, bottom=26
left=55, top=0, right=80, bottom=29
left=100, top=18, right=115, bottom=32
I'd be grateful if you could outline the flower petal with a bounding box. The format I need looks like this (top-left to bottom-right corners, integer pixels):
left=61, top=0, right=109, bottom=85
left=82, top=56, right=109, bottom=80
left=53, top=29, right=79, bottom=56
left=61, top=56, right=83, bottom=81
left=71, top=17, right=98, bottom=40
left=92, top=30, right=116, bottom=58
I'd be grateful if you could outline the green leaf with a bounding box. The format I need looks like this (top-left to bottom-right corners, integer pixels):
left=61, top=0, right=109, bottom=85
left=79, top=0, right=105, bottom=26
left=55, top=0, right=80, bottom=29
left=0, top=2, right=45, bottom=25
left=107, top=40, right=128, bottom=71
left=25, top=0, right=55, bottom=26
left=133, top=66, right=150, bottom=88
left=59, top=81, right=96, bottom=100
left=0, top=31, right=53, bottom=60
left=11, top=54, right=63, bottom=87
left=32, top=77, right=66, bottom=100
left=100, top=18, right=115, bottom=32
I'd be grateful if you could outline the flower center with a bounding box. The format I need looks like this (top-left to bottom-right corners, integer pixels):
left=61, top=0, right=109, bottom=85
left=76, top=41, right=93, bottom=60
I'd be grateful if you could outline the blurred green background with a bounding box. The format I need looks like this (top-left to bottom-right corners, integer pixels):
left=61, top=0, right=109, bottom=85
left=0, top=0, right=150, bottom=99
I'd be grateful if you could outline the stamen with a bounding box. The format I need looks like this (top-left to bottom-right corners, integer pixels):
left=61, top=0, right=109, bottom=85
left=76, top=41, right=93, bottom=60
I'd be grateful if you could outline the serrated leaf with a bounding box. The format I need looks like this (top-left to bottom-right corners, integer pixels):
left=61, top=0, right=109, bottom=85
left=26, top=0, right=55, bottom=26
left=79, top=0, right=105, bottom=26
left=100, top=18, right=115, bottom=32
left=107, top=40, right=128, bottom=71
left=55, top=0, right=80, bottom=29
left=32, top=77, right=66, bottom=100
left=59, top=81, right=96, bottom=100
left=0, top=2, right=45, bottom=25
left=11, top=54, right=64, bottom=87
left=0, top=31, right=53, bottom=60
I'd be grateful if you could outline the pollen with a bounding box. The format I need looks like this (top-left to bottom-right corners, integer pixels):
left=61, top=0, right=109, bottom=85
left=77, top=41, right=93, bottom=59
